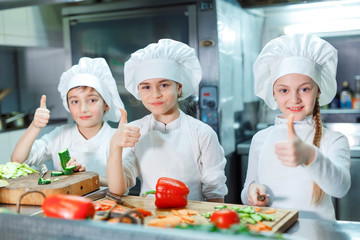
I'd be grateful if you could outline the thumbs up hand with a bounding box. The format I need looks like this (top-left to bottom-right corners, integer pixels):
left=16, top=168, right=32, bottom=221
left=111, top=108, right=141, bottom=149
left=274, top=115, right=316, bottom=167
left=33, top=95, right=50, bottom=129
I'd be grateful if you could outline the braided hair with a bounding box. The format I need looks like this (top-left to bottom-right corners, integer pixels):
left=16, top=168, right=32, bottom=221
left=311, top=97, right=325, bottom=205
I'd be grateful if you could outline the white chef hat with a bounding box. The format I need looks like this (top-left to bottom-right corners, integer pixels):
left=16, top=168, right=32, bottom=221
left=254, top=34, right=338, bottom=110
left=58, top=57, right=124, bottom=122
left=124, top=39, right=202, bottom=101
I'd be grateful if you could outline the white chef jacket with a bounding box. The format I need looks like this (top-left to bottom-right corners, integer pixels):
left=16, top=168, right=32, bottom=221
left=25, top=122, right=115, bottom=179
left=241, top=115, right=351, bottom=220
left=122, top=110, right=228, bottom=201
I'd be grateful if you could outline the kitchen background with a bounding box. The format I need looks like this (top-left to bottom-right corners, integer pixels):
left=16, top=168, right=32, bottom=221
left=0, top=0, right=359, bottom=221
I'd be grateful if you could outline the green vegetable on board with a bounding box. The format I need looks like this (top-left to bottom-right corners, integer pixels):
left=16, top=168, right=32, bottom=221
left=0, top=162, right=38, bottom=179
left=51, top=171, right=63, bottom=177
left=38, top=178, right=51, bottom=185
left=62, top=169, right=74, bottom=175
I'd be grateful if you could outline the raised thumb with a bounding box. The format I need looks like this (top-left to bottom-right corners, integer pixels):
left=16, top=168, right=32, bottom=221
left=40, top=95, right=47, bottom=108
left=119, top=108, right=128, bottom=126
left=287, top=115, right=296, bottom=140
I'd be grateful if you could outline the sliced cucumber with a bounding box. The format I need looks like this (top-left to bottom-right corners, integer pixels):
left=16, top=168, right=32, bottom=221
left=58, top=148, right=71, bottom=170
left=38, top=177, right=51, bottom=185
left=51, top=171, right=63, bottom=177
left=62, top=169, right=74, bottom=175
left=65, top=165, right=76, bottom=171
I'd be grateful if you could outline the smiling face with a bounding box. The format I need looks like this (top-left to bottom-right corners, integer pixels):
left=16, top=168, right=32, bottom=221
left=273, top=73, right=320, bottom=121
left=138, top=78, right=182, bottom=124
left=67, top=86, right=109, bottom=135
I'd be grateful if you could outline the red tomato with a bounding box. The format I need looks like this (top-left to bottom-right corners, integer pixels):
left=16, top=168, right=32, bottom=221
left=210, top=209, right=240, bottom=229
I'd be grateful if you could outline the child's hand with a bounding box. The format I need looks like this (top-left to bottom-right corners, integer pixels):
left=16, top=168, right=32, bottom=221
left=66, top=157, right=86, bottom=172
left=248, top=183, right=269, bottom=206
left=111, top=108, right=141, bottom=148
left=274, top=115, right=316, bottom=167
left=33, top=95, right=50, bottom=129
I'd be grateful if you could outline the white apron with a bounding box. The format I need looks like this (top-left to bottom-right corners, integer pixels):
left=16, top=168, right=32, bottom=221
left=68, top=143, right=108, bottom=179
left=258, top=123, right=316, bottom=209
left=135, top=114, right=203, bottom=201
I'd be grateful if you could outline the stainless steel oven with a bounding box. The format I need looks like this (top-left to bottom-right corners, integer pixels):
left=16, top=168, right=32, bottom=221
left=62, top=1, right=205, bottom=123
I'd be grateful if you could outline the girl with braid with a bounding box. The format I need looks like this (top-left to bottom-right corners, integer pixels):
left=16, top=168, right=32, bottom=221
left=241, top=34, right=351, bottom=220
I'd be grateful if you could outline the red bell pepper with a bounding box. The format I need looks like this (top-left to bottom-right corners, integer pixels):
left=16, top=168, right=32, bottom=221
left=42, top=194, right=95, bottom=220
left=142, top=177, right=190, bottom=208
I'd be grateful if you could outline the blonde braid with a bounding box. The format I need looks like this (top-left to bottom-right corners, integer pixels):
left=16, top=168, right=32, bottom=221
left=312, top=97, right=325, bottom=205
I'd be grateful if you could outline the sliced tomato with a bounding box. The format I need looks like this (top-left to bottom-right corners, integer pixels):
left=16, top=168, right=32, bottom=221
left=210, top=209, right=240, bottom=229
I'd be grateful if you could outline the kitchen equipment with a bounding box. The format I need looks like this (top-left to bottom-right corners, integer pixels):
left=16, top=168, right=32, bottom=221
left=105, top=191, right=136, bottom=209
left=92, top=195, right=298, bottom=233
left=93, top=203, right=117, bottom=221
left=39, top=164, right=48, bottom=178
left=0, top=171, right=99, bottom=205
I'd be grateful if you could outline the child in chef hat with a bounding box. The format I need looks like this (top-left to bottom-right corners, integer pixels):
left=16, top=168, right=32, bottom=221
left=12, top=57, right=124, bottom=186
left=241, top=34, right=351, bottom=220
left=107, top=39, right=228, bottom=202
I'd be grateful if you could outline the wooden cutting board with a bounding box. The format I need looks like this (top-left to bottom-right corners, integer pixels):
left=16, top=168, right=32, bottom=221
left=94, top=194, right=298, bottom=233
left=0, top=171, right=99, bottom=205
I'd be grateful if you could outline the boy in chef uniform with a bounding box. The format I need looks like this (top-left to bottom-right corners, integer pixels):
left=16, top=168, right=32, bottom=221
left=241, top=34, right=351, bottom=220
left=107, top=39, right=228, bottom=202
left=11, top=57, right=124, bottom=186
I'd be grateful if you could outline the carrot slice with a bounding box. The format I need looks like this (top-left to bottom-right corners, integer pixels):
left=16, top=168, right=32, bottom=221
left=133, top=207, right=153, bottom=217
left=255, top=207, right=262, bottom=212
left=263, top=210, right=276, bottom=214
left=257, top=221, right=272, bottom=231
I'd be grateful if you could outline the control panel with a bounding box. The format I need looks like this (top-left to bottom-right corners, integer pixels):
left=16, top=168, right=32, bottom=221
left=200, top=86, right=218, bottom=133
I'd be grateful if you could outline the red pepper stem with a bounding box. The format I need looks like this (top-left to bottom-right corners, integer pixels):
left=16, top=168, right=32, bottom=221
left=142, top=190, right=156, bottom=197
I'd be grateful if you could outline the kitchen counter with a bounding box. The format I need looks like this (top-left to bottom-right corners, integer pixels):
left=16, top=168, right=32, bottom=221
left=1, top=188, right=360, bottom=239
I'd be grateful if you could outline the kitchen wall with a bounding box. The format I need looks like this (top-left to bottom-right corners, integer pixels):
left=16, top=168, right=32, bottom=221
left=0, top=4, right=68, bottom=120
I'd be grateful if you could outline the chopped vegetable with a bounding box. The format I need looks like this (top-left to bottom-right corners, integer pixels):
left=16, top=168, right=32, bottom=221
left=42, top=194, right=95, bottom=220
left=207, top=205, right=276, bottom=231
left=0, top=162, right=38, bottom=179
left=53, top=178, right=59, bottom=182
left=250, top=213, right=262, bottom=222
left=247, top=221, right=272, bottom=232
left=58, top=148, right=71, bottom=170
left=255, top=207, right=262, bottom=212
left=142, top=177, right=189, bottom=209
left=38, top=178, right=51, bottom=185
left=65, top=165, right=76, bottom=171
left=0, top=179, right=9, bottom=187
left=62, top=169, right=74, bottom=175
left=257, top=212, right=275, bottom=221
left=148, top=209, right=198, bottom=228
left=263, top=210, right=276, bottom=214
left=214, top=205, right=228, bottom=210
left=94, top=199, right=127, bottom=213
left=51, top=171, right=63, bottom=177
left=210, top=209, right=240, bottom=229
